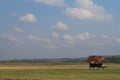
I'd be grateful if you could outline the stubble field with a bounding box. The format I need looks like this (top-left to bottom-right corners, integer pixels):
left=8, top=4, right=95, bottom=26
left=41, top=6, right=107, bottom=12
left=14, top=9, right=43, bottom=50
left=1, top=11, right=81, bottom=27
left=0, top=63, right=120, bottom=80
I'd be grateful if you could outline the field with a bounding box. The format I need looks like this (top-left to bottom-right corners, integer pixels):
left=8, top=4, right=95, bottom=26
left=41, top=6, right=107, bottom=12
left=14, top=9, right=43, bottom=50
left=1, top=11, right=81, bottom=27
left=0, top=63, right=120, bottom=80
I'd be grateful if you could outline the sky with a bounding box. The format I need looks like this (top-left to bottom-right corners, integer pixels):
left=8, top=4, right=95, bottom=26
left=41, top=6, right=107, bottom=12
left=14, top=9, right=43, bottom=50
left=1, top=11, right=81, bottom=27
left=0, top=0, right=120, bottom=60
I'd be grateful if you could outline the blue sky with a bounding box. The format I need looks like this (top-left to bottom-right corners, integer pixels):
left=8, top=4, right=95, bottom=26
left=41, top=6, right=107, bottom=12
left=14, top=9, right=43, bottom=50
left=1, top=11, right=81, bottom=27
left=0, top=0, right=120, bottom=60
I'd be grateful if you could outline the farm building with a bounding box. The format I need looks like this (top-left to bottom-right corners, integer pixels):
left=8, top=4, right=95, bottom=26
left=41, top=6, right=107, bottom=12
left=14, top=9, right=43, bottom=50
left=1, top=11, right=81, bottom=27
left=87, top=55, right=106, bottom=69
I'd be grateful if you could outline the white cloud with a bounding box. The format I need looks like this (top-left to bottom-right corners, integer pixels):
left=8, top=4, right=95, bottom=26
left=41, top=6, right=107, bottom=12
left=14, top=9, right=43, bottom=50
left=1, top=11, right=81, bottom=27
left=100, top=35, right=110, bottom=39
left=14, top=27, right=24, bottom=33
left=12, top=13, right=17, bottom=16
left=52, top=32, right=59, bottom=38
left=76, top=32, right=95, bottom=40
left=28, top=34, right=42, bottom=42
left=42, top=39, right=56, bottom=49
left=1, top=34, right=24, bottom=45
left=19, top=13, right=38, bottom=23
left=65, top=8, right=92, bottom=20
left=115, top=38, right=120, bottom=43
left=28, top=34, right=51, bottom=43
left=65, top=0, right=113, bottom=21
left=56, top=22, right=69, bottom=31
left=28, top=34, right=56, bottom=48
left=64, top=35, right=74, bottom=41
left=63, top=35, right=75, bottom=45
left=43, top=44, right=56, bottom=49
left=117, top=29, right=120, bottom=34
left=35, top=0, right=66, bottom=6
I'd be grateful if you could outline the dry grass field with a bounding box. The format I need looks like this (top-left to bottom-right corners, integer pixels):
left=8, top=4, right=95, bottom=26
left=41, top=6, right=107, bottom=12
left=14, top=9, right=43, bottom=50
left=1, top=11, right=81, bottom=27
left=0, top=63, right=120, bottom=80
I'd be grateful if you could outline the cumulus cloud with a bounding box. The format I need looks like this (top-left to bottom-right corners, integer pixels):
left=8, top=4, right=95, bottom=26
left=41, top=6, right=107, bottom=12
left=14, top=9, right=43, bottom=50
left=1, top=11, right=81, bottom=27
left=100, top=35, right=110, bottom=39
left=19, top=13, right=38, bottom=23
left=35, top=0, right=66, bottom=6
left=14, top=27, right=24, bottom=33
left=63, top=34, right=75, bottom=45
left=42, top=44, right=56, bottom=49
left=42, top=39, right=56, bottom=49
left=115, top=38, right=120, bottom=43
left=76, top=32, right=95, bottom=40
left=12, top=13, right=17, bottom=16
left=65, top=0, right=113, bottom=21
left=28, top=34, right=56, bottom=48
left=27, top=32, right=117, bottom=48
left=52, top=32, right=59, bottom=38
left=65, top=8, right=92, bottom=20
left=28, top=34, right=42, bottom=42
left=56, top=22, right=69, bottom=31
left=63, top=33, right=94, bottom=46
left=1, top=34, right=24, bottom=45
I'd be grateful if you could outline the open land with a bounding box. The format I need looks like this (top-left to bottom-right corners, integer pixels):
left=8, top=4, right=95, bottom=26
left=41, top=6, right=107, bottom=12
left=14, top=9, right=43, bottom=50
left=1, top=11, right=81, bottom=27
left=0, top=63, right=120, bottom=80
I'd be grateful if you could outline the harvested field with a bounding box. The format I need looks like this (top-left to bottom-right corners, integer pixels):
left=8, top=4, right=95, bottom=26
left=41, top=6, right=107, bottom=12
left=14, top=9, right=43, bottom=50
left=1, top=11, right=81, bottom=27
left=0, top=63, right=120, bottom=80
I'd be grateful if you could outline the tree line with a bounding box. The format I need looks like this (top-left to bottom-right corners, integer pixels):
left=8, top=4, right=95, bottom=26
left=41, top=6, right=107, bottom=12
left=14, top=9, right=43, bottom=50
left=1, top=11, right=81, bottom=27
left=0, top=55, right=120, bottom=63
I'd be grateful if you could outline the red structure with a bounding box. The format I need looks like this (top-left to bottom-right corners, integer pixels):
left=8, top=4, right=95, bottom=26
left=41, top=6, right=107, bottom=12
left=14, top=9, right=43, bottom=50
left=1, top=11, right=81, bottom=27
left=87, top=55, right=104, bottom=64
left=87, top=55, right=106, bottom=69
